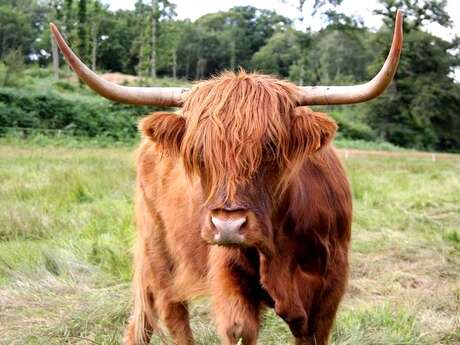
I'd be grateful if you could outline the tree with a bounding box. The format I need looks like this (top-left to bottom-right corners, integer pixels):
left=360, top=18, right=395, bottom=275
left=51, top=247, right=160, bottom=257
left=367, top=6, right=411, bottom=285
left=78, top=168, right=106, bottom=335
left=366, top=1, right=460, bottom=150
left=181, top=6, right=291, bottom=78
left=298, top=24, right=372, bottom=85
left=157, top=19, right=188, bottom=78
left=150, top=0, right=157, bottom=78
left=0, top=4, right=34, bottom=59
left=0, top=49, right=25, bottom=87
left=77, top=0, right=88, bottom=61
left=47, top=0, right=63, bottom=79
left=132, top=0, right=176, bottom=77
left=64, top=0, right=74, bottom=36
left=89, top=0, right=103, bottom=70
left=374, top=0, right=452, bottom=30
left=252, top=29, right=301, bottom=77
left=96, top=9, right=139, bottom=74
left=280, top=0, right=344, bottom=84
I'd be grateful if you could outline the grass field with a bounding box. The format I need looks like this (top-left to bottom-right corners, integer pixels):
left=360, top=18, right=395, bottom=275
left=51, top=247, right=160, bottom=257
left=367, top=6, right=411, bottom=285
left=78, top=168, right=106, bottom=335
left=0, top=142, right=459, bottom=345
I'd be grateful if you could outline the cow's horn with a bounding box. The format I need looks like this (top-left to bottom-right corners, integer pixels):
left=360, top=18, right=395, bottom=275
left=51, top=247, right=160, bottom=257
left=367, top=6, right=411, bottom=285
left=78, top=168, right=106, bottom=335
left=297, top=10, right=403, bottom=106
left=50, top=23, right=188, bottom=107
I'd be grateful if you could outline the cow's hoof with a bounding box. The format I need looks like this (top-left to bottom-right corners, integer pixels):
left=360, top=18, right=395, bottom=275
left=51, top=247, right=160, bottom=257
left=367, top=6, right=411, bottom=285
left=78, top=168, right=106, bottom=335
left=287, top=316, right=309, bottom=338
left=275, top=306, right=309, bottom=338
left=226, top=321, right=244, bottom=342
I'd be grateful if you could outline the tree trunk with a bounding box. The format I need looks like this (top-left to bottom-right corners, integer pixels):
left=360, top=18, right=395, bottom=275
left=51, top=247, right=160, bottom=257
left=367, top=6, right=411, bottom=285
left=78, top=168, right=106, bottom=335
left=139, top=38, right=144, bottom=76
left=298, top=63, right=304, bottom=85
left=196, top=58, right=206, bottom=80
left=230, top=40, right=236, bottom=71
left=185, top=46, right=190, bottom=79
left=172, top=49, right=177, bottom=79
left=1, top=33, right=6, bottom=59
left=64, top=0, right=74, bottom=36
left=91, top=33, right=97, bottom=70
left=151, top=0, right=158, bottom=78
left=51, top=34, right=60, bottom=80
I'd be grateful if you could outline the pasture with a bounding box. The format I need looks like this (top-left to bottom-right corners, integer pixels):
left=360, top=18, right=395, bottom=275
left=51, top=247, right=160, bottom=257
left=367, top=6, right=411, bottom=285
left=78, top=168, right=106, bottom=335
left=0, top=141, right=459, bottom=345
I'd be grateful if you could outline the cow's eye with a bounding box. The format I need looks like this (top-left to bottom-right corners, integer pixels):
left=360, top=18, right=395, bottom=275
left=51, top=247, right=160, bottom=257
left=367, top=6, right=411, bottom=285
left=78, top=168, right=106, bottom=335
left=263, top=141, right=278, bottom=160
left=198, top=154, right=206, bottom=169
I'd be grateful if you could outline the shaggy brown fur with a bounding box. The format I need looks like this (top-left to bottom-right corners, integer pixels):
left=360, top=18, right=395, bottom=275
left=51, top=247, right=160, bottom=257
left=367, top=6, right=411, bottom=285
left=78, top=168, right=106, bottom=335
left=124, top=71, right=352, bottom=345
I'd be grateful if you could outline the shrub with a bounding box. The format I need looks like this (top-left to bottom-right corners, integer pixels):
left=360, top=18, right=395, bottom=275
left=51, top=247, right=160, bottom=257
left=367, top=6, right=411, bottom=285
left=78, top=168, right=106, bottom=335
left=329, top=108, right=377, bottom=141
left=0, top=50, right=26, bottom=88
left=0, top=87, right=162, bottom=139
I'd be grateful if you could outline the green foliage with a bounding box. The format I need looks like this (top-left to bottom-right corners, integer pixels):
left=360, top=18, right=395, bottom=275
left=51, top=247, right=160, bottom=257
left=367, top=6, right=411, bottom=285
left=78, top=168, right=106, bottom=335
left=375, top=0, right=452, bottom=30
left=0, top=86, right=158, bottom=140
left=329, top=107, right=377, bottom=141
left=176, top=6, right=291, bottom=78
left=299, top=28, right=373, bottom=85
left=365, top=25, right=460, bottom=151
left=0, top=50, right=25, bottom=87
left=252, top=29, right=301, bottom=77
left=77, top=0, right=89, bottom=61
left=0, top=3, right=35, bottom=58
left=0, top=0, right=459, bottom=151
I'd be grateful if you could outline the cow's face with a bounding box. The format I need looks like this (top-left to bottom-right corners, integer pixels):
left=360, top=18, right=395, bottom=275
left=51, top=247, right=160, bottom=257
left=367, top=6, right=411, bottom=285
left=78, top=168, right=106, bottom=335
left=140, top=72, right=336, bottom=251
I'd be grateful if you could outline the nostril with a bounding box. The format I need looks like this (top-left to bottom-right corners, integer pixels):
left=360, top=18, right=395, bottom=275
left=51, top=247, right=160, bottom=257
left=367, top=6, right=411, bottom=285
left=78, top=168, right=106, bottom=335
left=211, top=216, right=247, bottom=234
left=222, top=207, right=246, bottom=213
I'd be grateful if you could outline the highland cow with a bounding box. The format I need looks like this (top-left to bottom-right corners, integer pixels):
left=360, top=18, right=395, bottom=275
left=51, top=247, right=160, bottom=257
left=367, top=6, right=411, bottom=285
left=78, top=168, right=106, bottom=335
left=50, top=11, right=403, bottom=345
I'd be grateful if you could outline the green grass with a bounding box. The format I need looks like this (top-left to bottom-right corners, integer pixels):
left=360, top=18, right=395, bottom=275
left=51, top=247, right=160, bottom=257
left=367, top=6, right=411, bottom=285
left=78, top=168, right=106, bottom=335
left=334, top=138, right=405, bottom=151
left=0, top=142, right=459, bottom=344
left=0, top=132, right=406, bottom=152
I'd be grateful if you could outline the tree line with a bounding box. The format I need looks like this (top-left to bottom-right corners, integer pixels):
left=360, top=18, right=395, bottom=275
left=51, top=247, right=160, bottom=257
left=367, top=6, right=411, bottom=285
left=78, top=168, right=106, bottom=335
left=0, top=0, right=459, bottom=151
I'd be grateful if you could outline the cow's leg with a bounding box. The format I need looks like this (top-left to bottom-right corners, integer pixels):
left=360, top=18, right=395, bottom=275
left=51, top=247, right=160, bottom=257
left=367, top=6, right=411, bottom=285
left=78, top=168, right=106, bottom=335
left=295, top=252, right=349, bottom=345
left=155, top=298, right=194, bottom=345
left=123, top=251, right=158, bottom=345
left=259, top=254, right=310, bottom=338
left=125, top=245, right=194, bottom=345
left=124, top=292, right=156, bottom=345
left=292, top=283, right=343, bottom=345
left=125, top=194, right=195, bottom=345
left=210, top=247, right=262, bottom=345
left=305, top=267, right=348, bottom=344
left=144, top=235, right=195, bottom=345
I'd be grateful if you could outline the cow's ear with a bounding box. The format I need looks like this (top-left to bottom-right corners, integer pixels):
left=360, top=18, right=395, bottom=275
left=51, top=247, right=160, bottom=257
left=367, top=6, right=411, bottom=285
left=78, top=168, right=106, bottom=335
left=290, top=107, right=337, bottom=157
left=139, top=112, right=186, bottom=155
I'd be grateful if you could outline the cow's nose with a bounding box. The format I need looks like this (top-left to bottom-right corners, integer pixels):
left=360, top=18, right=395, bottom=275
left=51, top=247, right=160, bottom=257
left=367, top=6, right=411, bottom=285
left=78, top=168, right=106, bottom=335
left=211, top=216, right=246, bottom=245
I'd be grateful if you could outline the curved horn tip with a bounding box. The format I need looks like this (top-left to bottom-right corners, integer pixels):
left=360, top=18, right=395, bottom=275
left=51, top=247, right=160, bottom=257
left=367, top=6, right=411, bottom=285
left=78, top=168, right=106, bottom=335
left=297, top=9, right=404, bottom=106
left=396, top=9, right=403, bottom=28
left=50, top=22, right=58, bottom=34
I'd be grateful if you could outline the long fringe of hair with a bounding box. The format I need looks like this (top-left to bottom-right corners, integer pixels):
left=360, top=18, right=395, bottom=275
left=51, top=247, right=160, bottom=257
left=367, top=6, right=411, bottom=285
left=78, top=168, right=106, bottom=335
left=180, top=70, right=302, bottom=201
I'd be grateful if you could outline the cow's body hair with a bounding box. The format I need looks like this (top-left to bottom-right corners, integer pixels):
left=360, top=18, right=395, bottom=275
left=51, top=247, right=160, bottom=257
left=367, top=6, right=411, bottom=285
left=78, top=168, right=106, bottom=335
left=124, top=71, right=352, bottom=345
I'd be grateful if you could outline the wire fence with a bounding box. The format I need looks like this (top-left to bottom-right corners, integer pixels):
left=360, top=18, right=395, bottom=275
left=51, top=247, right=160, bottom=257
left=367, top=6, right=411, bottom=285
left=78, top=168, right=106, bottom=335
left=0, top=126, right=95, bottom=136
left=0, top=126, right=139, bottom=140
left=337, top=149, right=460, bottom=161
left=1, top=126, right=459, bottom=161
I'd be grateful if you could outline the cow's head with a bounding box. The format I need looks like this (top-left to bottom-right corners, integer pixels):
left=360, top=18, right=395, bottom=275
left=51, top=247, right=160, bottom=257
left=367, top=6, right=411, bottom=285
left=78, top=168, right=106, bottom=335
left=50, top=10, right=403, bottom=251
left=139, top=73, right=337, bottom=251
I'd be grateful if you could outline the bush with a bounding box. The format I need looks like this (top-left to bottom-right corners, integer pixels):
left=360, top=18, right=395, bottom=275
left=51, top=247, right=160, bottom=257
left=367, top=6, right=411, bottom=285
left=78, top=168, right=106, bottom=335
left=0, top=50, right=26, bottom=88
left=329, top=108, right=377, bottom=141
left=22, top=67, right=54, bottom=79
left=54, top=80, right=77, bottom=92
left=0, top=87, right=161, bottom=140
